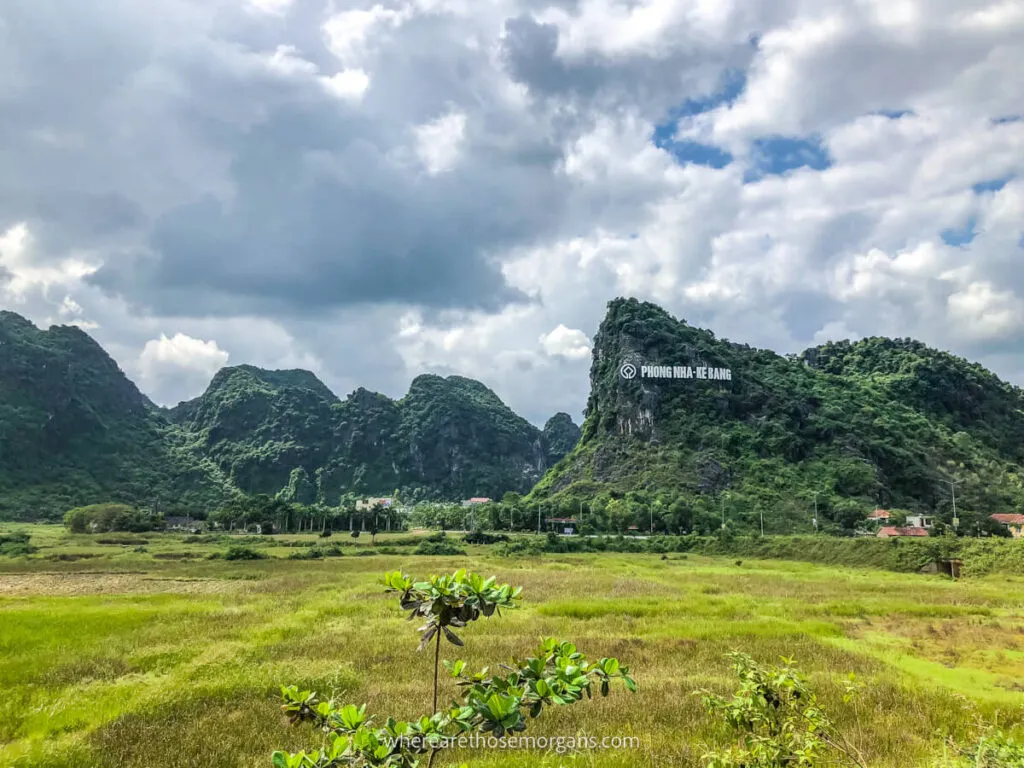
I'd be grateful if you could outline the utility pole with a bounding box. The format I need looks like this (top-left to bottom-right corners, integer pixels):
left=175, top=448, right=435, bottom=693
left=509, top=506, right=514, bottom=533
left=720, top=493, right=726, bottom=530
left=812, top=492, right=819, bottom=532
left=537, top=506, right=541, bottom=535
left=650, top=506, right=654, bottom=535
left=942, top=478, right=962, bottom=531
left=760, top=507, right=764, bottom=537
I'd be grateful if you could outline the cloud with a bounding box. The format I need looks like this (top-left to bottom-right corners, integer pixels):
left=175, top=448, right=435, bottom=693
left=414, top=110, right=468, bottom=174
left=2, top=0, right=1023, bottom=420
left=136, top=333, right=229, bottom=406
left=139, top=333, right=230, bottom=376
left=539, top=324, right=592, bottom=359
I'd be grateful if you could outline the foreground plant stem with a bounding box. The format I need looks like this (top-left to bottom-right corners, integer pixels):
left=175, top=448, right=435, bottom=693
left=432, top=627, right=441, bottom=713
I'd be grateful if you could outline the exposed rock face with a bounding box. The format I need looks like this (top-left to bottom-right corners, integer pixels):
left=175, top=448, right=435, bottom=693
left=541, top=412, right=582, bottom=465
left=528, top=297, right=1024, bottom=535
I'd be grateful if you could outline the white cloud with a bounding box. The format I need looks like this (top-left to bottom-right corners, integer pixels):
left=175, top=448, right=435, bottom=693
left=137, top=333, right=230, bottom=405
left=0, top=222, right=99, bottom=304
left=414, top=110, right=468, bottom=174
left=266, top=45, right=318, bottom=77
left=320, top=69, right=371, bottom=100
left=539, top=324, right=592, bottom=359
left=813, top=320, right=862, bottom=345
left=947, top=282, right=1024, bottom=341
left=322, top=5, right=411, bottom=65
left=247, top=0, right=294, bottom=15
left=139, top=333, right=229, bottom=377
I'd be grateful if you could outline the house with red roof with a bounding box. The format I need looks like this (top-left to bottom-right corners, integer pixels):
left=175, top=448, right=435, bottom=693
left=877, top=526, right=929, bottom=538
left=990, top=514, right=1024, bottom=538
left=867, top=509, right=891, bottom=521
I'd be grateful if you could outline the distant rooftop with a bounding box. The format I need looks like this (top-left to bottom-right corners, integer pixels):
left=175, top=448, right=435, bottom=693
left=991, top=514, right=1024, bottom=525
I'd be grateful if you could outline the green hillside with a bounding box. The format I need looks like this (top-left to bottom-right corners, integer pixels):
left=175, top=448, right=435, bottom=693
left=176, top=370, right=575, bottom=503
left=0, top=312, right=582, bottom=520
left=527, top=298, right=1024, bottom=535
left=0, top=312, right=231, bottom=520
left=169, top=365, right=341, bottom=497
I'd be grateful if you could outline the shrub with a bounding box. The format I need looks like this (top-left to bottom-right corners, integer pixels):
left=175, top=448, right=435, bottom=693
left=63, top=503, right=161, bottom=533
left=273, top=570, right=635, bottom=768
left=414, top=540, right=467, bottom=556
left=216, top=545, right=268, bottom=561
left=462, top=531, right=509, bottom=545
left=289, top=546, right=345, bottom=560
left=494, top=537, right=546, bottom=557
left=0, top=532, right=37, bottom=557
left=697, top=652, right=866, bottom=768
left=942, top=729, right=1024, bottom=767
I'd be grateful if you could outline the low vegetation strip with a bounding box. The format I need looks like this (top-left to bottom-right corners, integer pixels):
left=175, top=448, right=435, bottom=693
left=506, top=533, right=1024, bottom=576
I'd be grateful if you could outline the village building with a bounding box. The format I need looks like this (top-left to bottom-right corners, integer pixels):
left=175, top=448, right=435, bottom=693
left=990, top=514, right=1024, bottom=538
left=355, top=498, right=393, bottom=511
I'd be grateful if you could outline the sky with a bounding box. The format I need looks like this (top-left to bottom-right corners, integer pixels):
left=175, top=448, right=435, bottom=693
left=1, top=0, right=1022, bottom=427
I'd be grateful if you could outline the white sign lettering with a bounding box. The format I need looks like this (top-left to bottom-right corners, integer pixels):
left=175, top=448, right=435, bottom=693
left=619, top=362, right=732, bottom=381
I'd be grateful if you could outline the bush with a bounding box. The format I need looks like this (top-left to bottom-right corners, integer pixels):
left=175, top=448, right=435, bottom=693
left=414, top=539, right=467, bottom=556
left=288, top=545, right=345, bottom=560
left=63, top=503, right=161, bottom=533
left=463, top=530, right=509, bottom=545
left=216, top=545, right=268, bottom=561
left=273, top=571, right=635, bottom=768
left=0, top=532, right=37, bottom=557
left=495, top=538, right=546, bottom=557
left=697, top=652, right=866, bottom=767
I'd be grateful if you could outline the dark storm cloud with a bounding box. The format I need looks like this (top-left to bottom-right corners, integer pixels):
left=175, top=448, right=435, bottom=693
left=85, top=27, right=575, bottom=314
left=4, top=0, right=617, bottom=317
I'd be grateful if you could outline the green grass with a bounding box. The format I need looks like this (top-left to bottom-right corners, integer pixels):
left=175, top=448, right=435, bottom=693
left=1, top=524, right=1023, bottom=767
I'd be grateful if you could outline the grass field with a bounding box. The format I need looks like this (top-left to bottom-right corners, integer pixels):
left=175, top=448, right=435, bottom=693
left=2, top=524, right=1023, bottom=767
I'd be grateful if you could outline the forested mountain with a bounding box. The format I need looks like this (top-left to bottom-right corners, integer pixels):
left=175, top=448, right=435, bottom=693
left=0, top=312, right=231, bottom=520
left=528, top=298, right=1024, bottom=535
left=0, top=311, right=581, bottom=519
left=175, top=370, right=575, bottom=503
left=168, top=365, right=342, bottom=497
left=6, top=301, right=1021, bottom=532
left=542, top=413, right=583, bottom=466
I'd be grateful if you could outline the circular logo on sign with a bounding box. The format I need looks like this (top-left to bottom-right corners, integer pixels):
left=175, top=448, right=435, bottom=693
left=619, top=362, right=637, bottom=379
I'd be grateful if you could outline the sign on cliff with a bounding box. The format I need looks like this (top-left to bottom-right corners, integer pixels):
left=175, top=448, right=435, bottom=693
left=619, top=362, right=732, bottom=381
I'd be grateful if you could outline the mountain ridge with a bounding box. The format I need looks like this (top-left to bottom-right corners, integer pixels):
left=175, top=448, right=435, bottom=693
left=527, top=297, right=1024, bottom=534
left=0, top=311, right=580, bottom=519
